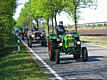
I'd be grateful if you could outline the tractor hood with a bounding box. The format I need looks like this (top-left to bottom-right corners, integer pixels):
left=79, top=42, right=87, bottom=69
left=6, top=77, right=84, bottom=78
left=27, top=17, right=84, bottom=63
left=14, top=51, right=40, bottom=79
left=48, top=32, right=79, bottom=40
left=48, top=33, right=57, bottom=39
left=70, top=32, right=79, bottom=38
left=63, top=32, right=79, bottom=39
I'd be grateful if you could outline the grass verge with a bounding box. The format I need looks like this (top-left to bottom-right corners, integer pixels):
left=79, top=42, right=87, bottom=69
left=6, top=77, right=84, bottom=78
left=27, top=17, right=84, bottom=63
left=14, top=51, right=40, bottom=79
left=80, top=36, right=107, bottom=47
left=0, top=33, right=49, bottom=80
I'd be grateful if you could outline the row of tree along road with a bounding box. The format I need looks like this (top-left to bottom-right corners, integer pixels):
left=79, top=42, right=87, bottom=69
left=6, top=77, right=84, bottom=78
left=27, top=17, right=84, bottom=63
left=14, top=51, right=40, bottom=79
left=15, top=0, right=97, bottom=33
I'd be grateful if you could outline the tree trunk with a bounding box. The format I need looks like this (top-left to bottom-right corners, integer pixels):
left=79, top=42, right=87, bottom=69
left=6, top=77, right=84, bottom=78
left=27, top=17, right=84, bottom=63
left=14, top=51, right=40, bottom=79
left=73, top=0, right=78, bottom=33
left=55, top=14, right=57, bottom=29
left=47, top=19, right=49, bottom=34
left=35, top=19, right=39, bottom=29
left=74, top=6, right=77, bottom=33
left=36, top=19, right=39, bottom=29
left=52, top=16, right=54, bottom=33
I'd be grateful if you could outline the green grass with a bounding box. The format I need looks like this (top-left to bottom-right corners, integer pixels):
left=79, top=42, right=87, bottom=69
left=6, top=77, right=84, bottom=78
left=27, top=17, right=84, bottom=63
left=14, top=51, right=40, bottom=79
left=0, top=33, right=49, bottom=80
left=80, top=36, right=107, bottom=47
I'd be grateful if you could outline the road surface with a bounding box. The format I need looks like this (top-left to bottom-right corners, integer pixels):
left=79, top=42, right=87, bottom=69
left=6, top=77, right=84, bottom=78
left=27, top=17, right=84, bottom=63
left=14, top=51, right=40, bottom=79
left=25, top=40, right=107, bottom=80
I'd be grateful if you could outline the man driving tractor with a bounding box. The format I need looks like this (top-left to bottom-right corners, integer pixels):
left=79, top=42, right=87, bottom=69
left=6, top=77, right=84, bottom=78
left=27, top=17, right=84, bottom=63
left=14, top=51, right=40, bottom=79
left=56, top=21, right=65, bottom=38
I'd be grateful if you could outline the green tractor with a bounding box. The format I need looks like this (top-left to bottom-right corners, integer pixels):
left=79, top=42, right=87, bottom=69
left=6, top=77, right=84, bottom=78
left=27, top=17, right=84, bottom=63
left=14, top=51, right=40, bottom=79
left=48, top=30, right=88, bottom=64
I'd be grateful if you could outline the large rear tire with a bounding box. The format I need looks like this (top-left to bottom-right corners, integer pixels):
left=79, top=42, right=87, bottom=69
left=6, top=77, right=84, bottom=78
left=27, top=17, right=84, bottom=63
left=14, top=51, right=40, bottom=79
left=55, top=49, right=60, bottom=64
left=82, top=47, right=88, bottom=62
left=48, top=40, right=55, bottom=61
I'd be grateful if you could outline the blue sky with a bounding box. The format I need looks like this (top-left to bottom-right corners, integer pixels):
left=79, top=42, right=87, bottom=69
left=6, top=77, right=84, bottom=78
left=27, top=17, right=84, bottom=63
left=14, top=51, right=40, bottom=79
left=13, top=0, right=107, bottom=25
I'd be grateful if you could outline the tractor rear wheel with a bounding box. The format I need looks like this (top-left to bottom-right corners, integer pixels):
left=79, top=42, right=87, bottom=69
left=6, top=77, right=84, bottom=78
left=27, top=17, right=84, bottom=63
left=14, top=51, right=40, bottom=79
left=55, top=49, right=60, bottom=64
left=48, top=40, right=55, bottom=61
left=82, top=47, right=88, bottom=62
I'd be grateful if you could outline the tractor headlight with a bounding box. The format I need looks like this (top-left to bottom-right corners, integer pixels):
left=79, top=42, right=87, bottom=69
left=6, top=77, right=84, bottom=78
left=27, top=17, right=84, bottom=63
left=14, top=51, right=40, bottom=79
left=59, top=43, right=63, bottom=46
left=31, top=34, right=35, bottom=38
left=77, top=41, right=81, bottom=45
left=40, top=34, right=43, bottom=37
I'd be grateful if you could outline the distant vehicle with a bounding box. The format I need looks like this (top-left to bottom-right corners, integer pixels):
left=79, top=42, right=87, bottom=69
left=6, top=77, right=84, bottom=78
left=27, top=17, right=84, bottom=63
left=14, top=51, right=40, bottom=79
left=25, top=27, right=47, bottom=47
left=40, top=29, right=47, bottom=47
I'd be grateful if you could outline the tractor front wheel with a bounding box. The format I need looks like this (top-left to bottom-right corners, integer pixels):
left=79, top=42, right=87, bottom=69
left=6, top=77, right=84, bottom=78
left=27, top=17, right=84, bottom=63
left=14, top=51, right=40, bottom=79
left=73, top=54, right=80, bottom=59
left=82, top=47, right=88, bottom=62
left=41, top=39, right=47, bottom=47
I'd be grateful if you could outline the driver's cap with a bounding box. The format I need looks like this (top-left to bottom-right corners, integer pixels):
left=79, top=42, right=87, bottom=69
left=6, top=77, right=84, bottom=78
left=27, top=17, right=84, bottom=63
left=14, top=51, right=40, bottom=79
left=59, top=21, right=63, bottom=25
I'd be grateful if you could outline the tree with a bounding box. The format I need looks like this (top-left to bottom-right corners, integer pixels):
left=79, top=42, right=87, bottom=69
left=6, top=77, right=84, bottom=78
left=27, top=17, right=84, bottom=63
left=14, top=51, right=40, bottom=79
left=16, top=1, right=33, bottom=28
left=31, top=0, right=67, bottom=33
left=0, top=0, right=16, bottom=33
left=0, top=0, right=16, bottom=48
left=17, top=0, right=97, bottom=33
left=64, top=0, right=97, bottom=32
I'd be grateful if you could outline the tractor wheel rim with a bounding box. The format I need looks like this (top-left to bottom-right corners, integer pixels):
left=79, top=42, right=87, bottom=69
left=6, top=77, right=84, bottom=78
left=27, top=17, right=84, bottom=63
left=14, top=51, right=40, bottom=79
left=48, top=41, right=51, bottom=57
left=49, top=46, right=51, bottom=56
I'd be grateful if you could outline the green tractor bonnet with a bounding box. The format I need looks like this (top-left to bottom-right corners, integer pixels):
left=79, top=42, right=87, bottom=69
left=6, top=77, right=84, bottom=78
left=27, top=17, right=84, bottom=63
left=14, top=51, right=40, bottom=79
left=48, top=32, right=80, bottom=48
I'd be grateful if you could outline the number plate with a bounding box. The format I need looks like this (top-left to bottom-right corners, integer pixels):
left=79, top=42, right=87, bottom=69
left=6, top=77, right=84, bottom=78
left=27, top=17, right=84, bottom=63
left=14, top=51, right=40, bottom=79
left=69, top=43, right=74, bottom=46
left=36, top=37, right=40, bottom=39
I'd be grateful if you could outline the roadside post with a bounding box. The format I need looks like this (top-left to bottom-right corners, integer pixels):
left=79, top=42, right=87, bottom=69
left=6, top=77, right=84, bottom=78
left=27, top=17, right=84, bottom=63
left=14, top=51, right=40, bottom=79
left=18, top=39, right=21, bottom=52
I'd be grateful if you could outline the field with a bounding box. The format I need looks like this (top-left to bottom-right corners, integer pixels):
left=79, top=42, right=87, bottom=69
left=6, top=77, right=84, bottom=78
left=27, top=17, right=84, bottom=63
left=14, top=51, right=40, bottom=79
left=78, top=27, right=107, bottom=36
left=77, top=27, right=107, bottom=47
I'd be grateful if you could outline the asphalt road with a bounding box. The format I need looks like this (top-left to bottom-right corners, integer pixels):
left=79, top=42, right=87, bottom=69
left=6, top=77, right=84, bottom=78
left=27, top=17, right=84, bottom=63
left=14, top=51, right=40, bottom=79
left=25, top=40, right=107, bottom=80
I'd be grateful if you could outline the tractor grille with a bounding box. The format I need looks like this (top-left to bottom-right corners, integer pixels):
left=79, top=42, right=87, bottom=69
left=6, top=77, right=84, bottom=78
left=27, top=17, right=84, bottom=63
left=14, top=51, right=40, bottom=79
left=64, top=34, right=75, bottom=48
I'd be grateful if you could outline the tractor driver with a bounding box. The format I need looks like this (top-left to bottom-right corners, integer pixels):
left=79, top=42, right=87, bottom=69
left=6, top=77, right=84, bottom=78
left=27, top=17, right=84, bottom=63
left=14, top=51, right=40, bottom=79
left=56, top=21, right=65, bottom=38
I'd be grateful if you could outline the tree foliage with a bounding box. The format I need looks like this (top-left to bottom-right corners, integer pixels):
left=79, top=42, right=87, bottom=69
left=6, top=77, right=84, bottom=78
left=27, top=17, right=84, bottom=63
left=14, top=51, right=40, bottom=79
left=16, top=1, right=32, bottom=28
left=16, top=0, right=97, bottom=31
left=0, top=0, right=16, bottom=32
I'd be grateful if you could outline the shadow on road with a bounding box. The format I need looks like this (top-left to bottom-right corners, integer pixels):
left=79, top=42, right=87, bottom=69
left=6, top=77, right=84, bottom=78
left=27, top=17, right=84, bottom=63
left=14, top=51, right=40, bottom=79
left=59, top=56, right=104, bottom=64
left=88, top=56, right=104, bottom=62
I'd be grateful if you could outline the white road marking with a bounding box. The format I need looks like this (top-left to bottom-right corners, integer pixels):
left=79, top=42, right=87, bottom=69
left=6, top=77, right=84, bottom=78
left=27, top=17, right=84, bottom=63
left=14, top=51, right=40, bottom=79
left=21, top=40, right=64, bottom=80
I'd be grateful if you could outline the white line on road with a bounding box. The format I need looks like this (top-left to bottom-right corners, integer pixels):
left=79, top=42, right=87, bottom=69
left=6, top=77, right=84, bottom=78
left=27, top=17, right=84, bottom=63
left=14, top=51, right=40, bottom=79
left=21, top=40, right=64, bottom=80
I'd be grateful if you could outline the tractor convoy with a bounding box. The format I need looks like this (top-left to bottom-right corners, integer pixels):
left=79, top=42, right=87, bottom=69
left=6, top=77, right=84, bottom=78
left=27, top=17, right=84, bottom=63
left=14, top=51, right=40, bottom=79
left=17, top=25, right=88, bottom=64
